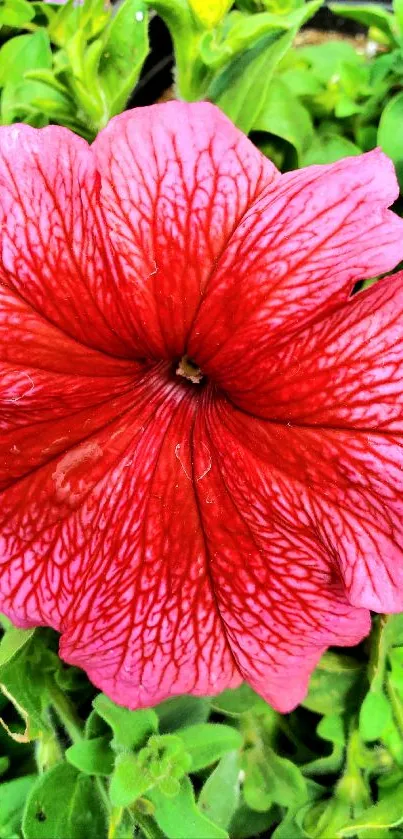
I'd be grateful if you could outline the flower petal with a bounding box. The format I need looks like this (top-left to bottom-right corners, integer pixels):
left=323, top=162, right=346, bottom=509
left=188, top=150, right=403, bottom=371
left=0, top=124, right=133, bottom=356
left=92, top=101, right=278, bottom=358
left=193, top=395, right=370, bottom=711
left=0, top=374, right=240, bottom=706
left=0, top=284, right=140, bottom=488
left=211, top=271, right=403, bottom=426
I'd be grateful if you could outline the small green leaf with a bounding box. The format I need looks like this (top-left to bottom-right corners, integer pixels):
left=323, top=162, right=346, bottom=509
left=0, top=776, right=36, bottom=838
left=303, top=652, right=364, bottom=715
left=109, top=752, right=153, bottom=807
left=0, top=31, right=52, bottom=87
left=22, top=764, right=107, bottom=839
left=254, top=77, right=313, bottom=161
left=98, top=0, right=149, bottom=119
left=378, top=91, right=403, bottom=189
left=359, top=690, right=393, bottom=741
left=198, top=751, right=241, bottom=829
left=338, top=782, right=403, bottom=835
left=210, top=29, right=296, bottom=134
left=212, top=683, right=269, bottom=717
left=156, top=695, right=211, bottom=732
left=65, top=736, right=114, bottom=776
left=0, top=627, right=35, bottom=668
left=92, top=693, right=158, bottom=751
left=149, top=776, right=228, bottom=839
left=176, top=723, right=242, bottom=771
left=229, top=803, right=278, bottom=839
left=0, top=0, right=34, bottom=27
left=243, top=746, right=307, bottom=813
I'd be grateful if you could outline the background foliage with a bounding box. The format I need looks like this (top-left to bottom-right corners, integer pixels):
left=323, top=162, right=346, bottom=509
left=2, top=0, right=403, bottom=836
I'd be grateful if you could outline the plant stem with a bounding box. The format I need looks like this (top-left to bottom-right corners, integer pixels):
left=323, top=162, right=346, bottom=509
left=46, top=678, right=84, bottom=744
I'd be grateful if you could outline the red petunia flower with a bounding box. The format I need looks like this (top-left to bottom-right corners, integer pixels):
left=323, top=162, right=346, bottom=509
left=1, top=102, right=403, bottom=712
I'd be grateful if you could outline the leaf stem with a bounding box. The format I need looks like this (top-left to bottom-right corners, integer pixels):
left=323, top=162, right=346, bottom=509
left=46, top=678, right=84, bottom=744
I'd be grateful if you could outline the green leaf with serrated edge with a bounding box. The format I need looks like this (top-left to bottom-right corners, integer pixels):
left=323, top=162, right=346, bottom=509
left=0, top=0, right=34, bottom=27
left=156, top=695, right=211, bottom=732
left=22, top=765, right=107, bottom=839
left=359, top=691, right=393, bottom=741
left=253, top=77, right=313, bottom=160
left=303, top=651, right=364, bottom=714
left=209, top=29, right=296, bottom=134
left=378, top=91, right=403, bottom=190
left=97, top=0, right=149, bottom=120
left=175, top=723, right=242, bottom=771
left=329, top=2, right=396, bottom=42
left=212, top=683, right=269, bottom=716
left=0, top=627, right=35, bottom=668
left=65, top=736, right=114, bottom=776
left=149, top=776, right=228, bottom=839
left=0, top=31, right=52, bottom=87
left=243, top=746, right=306, bottom=813
left=338, top=782, right=403, bottom=835
left=0, top=775, right=36, bottom=837
left=92, top=693, right=158, bottom=751
left=198, top=751, right=241, bottom=829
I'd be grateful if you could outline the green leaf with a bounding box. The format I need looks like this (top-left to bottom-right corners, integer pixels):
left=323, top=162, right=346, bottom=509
left=22, top=764, right=107, bottom=839
left=243, top=746, right=306, bottom=813
left=156, top=695, right=211, bottom=732
left=329, top=2, right=396, bottom=42
left=378, top=91, right=403, bottom=190
left=92, top=693, right=158, bottom=751
left=303, top=715, right=345, bottom=776
left=110, top=734, right=191, bottom=807
left=198, top=751, right=241, bottom=829
left=210, top=29, right=296, bottom=134
left=0, top=31, right=52, bottom=87
left=0, top=637, right=56, bottom=740
left=338, top=782, right=403, bottom=835
left=98, top=0, right=149, bottom=119
left=175, top=723, right=242, bottom=771
left=212, top=683, right=270, bottom=717
left=303, top=134, right=362, bottom=165
left=0, top=0, right=34, bottom=27
left=303, top=652, right=364, bottom=715
left=229, top=803, right=278, bottom=839
left=254, top=77, right=313, bottom=160
left=110, top=752, right=154, bottom=807
left=359, top=690, right=393, bottom=741
left=0, top=627, right=35, bottom=668
left=65, top=736, right=114, bottom=776
left=0, top=776, right=36, bottom=838
left=149, top=776, right=228, bottom=839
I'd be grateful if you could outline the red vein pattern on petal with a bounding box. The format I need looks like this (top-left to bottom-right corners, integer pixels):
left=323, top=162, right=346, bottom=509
left=92, top=101, right=278, bottom=358
left=211, top=397, right=403, bottom=613
left=193, top=393, right=370, bottom=712
left=189, top=150, right=403, bottom=371
left=0, top=373, right=241, bottom=706
left=215, top=271, right=403, bottom=426
left=0, top=124, right=135, bottom=357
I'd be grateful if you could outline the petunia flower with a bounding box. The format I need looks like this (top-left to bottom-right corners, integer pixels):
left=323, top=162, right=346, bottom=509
left=1, top=102, right=403, bottom=712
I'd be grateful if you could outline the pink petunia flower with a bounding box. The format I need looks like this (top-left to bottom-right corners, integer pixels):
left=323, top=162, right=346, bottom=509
left=1, top=102, right=403, bottom=712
